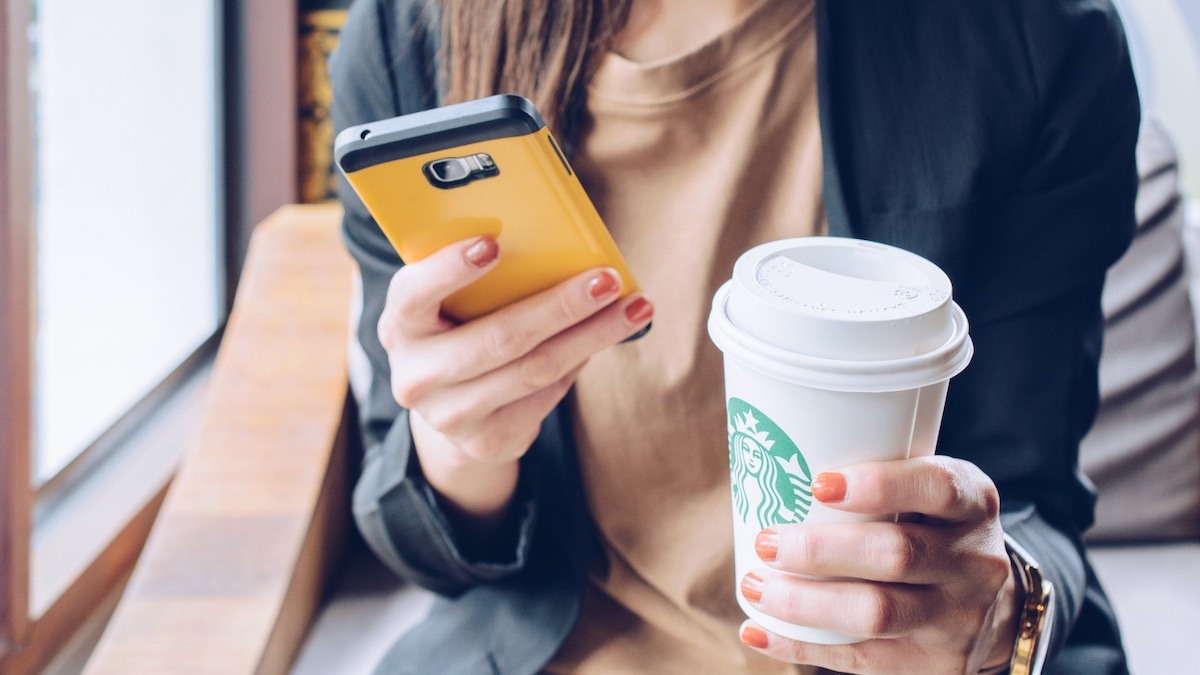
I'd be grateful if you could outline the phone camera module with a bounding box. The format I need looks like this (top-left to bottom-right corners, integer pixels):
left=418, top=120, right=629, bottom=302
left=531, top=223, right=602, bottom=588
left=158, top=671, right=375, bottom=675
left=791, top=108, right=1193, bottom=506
left=429, top=158, right=470, bottom=184
left=424, top=153, right=501, bottom=189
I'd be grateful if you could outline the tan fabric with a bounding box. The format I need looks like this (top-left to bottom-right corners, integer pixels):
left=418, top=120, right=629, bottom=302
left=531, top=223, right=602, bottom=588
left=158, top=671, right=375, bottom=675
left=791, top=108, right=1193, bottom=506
left=546, top=0, right=824, bottom=672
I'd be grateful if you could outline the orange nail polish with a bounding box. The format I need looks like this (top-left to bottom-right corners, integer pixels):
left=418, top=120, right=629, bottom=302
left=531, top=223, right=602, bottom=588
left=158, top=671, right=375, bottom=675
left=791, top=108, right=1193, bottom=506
left=740, top=625, right=770, bottom=649
left=465, top=237, right=498, bottom=267
left=625, top=297, right=653, bottom=324
left=755, top=529, right=779, bottom=562
left=740, top=572, right=764, bottom=603
left=812, top=472, right=847, bottom=503
left=588, top=271, right=620, bottom=301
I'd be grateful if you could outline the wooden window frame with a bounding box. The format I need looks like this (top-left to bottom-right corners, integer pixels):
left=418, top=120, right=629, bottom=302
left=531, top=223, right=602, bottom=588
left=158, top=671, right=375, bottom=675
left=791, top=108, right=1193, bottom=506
left=1, top=0, right=35, bottom=661
left=0, top=0, right=298, bottom=670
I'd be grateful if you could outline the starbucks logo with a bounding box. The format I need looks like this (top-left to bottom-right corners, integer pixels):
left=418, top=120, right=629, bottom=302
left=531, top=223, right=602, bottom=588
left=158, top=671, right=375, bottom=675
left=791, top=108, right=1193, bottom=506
left=728, top=398, right=813, bottom=531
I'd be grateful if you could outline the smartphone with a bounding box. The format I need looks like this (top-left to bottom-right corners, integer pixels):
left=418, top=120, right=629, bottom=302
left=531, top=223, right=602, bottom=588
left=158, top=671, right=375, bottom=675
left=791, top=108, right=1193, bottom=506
left=335, top=94, right=645, bottom=330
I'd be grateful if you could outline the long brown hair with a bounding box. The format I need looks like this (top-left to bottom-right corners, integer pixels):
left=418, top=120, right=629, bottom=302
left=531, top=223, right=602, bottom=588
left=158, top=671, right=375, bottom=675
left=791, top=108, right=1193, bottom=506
left=437, top=0, right=632, bottom=151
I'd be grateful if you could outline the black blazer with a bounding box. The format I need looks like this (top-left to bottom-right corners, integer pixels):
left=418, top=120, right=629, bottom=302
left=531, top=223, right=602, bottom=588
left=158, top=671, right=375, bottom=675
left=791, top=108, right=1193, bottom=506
left=333, top=1, right=1140, bottom=673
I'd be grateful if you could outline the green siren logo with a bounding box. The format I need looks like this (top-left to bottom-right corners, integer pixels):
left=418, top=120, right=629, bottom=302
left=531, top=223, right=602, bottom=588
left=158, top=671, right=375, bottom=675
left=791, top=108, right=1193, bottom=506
left=728, top=398, right=813, bottom=531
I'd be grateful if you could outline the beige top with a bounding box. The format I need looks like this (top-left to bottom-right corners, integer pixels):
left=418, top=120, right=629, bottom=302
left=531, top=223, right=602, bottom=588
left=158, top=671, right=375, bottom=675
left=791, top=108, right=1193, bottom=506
left=546, top=0, right=825, bottom=672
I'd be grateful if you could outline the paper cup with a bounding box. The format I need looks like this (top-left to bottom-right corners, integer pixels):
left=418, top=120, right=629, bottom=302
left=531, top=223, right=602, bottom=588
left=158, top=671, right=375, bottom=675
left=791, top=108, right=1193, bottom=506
left=708, top=238, right=973, bottom=644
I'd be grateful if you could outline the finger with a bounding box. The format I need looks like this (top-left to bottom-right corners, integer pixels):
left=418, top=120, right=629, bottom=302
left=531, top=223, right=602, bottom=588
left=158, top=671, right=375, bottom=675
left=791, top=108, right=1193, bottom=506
left=739, top=621, right=936, bottom=675
left=386, top=266, right=638, bottom=411
left=419, top=294, right=652, bottom=435
left=379, top=236, right=500, bottom=343
left=429, top=266, right=630, bottom=383
left=455, top=363, right=587, bottom=463
left=739, top=620, right=872, bottom=672
left=812, top=456, right=1000, bottom=524
left=757, top=522, right=949, bottom=584
left=740, top=569, right=935, bottom=640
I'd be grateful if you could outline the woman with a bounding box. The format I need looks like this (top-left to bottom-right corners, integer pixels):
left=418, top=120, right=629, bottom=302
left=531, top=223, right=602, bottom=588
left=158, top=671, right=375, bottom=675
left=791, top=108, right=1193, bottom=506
left=333, top=1, right=1139, bottom=673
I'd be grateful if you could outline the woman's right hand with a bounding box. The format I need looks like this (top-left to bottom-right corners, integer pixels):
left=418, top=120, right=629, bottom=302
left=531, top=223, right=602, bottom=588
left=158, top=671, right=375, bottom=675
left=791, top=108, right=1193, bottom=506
left=378, top=235, right=653, bottom=532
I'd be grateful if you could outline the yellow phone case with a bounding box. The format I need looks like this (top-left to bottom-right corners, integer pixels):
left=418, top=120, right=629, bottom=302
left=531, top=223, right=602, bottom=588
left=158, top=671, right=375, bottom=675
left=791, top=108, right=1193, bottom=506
left=336, top=95, right=641, bottom=323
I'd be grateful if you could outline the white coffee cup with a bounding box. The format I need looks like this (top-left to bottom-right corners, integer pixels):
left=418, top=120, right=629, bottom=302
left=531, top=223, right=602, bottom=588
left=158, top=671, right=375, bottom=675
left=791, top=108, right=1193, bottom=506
left=707, top=237, right=973, bottom=644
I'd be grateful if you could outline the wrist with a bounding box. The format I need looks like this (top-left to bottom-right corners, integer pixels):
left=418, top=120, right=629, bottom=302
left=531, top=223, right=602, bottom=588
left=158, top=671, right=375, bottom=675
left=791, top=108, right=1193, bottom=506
left=980, top=534, right=1056, bottom=675
left=411, top=417, right=521, bottom=524
left=980, top=549, right=1025, bottom=673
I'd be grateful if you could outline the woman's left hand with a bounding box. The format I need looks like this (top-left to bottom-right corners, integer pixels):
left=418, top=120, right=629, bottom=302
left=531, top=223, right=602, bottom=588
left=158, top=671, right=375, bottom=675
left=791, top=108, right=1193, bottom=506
left=738, top=455, right=1019, bottom=674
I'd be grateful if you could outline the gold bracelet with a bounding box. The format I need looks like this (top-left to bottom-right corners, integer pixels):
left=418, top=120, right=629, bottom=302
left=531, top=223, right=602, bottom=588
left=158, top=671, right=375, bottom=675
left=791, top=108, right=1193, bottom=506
left=1002, top=534, right=1055, bottom=675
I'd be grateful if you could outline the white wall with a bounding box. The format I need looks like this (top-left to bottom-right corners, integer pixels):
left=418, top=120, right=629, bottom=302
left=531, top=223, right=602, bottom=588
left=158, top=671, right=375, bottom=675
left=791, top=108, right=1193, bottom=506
left=1114, top=0, right=1200, bottom=200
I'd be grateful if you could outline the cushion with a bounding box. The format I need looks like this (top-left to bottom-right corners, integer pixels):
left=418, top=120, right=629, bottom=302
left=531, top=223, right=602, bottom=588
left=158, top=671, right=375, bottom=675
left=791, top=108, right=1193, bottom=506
left=1080, top=119, right=1200, bottom=543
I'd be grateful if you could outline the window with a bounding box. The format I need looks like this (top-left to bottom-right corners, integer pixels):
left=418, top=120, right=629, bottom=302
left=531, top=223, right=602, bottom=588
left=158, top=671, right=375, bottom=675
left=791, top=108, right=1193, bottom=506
left=31, top=0, right=223, bottom=485
left=2, top=0, right=230, bottom=669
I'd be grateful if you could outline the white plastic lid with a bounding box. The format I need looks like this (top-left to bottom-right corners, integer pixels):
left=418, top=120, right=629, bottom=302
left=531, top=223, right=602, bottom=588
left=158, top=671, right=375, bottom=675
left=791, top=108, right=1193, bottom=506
left=708, top=238, right=973, bottom=392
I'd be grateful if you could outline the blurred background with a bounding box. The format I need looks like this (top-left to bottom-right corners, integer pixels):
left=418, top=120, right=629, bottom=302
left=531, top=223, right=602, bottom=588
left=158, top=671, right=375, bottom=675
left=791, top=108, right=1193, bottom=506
left=1115, top=0, right=1200, bottom=198
left=0, top=1, right=1197, bottom=673
left=2, top=2, right=350, bottom=673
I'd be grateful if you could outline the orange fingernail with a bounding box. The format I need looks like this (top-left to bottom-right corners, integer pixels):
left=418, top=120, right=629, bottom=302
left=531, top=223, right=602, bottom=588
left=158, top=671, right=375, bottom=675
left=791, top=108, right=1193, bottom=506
left=465, top=237, right=498, bottom=267
left=740, top=625, right=769, bottom=649
left=740, top=572, right=764, bottom=603
left=625, top=297, right=653, bottom=324
left=588, top=270, right=620, bottom=301
left=755, top=529, right=779, bottom=562
left=812, top=472, right=847, bottom=503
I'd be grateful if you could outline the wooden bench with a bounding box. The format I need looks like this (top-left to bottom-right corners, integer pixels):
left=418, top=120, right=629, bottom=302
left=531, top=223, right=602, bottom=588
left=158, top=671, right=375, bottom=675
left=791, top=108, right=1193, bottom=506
left=83, top=204, right=355, bottom=674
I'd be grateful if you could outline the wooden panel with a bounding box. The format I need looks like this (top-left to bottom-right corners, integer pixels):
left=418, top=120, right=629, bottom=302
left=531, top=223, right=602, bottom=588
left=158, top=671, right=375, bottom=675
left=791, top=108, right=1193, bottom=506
left=83, top=204, right=354, bottom=674
left=0, top=0, right=34, bottom=658
left=243, top=0, right=298, bottom=228
left=226, top=0, right=300, bottom=296
left=258, top=409, right=349, bottom=674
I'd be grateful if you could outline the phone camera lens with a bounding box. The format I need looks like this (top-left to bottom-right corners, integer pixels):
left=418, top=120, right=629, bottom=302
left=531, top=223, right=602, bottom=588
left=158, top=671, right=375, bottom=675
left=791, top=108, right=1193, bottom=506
left=431, top=158, right=469, bottom=183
